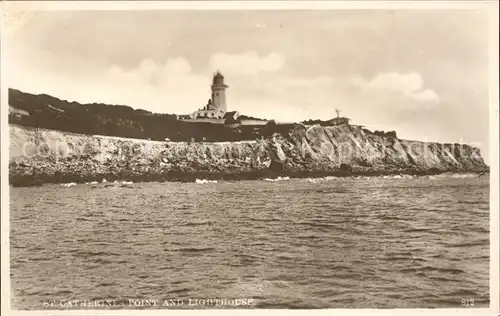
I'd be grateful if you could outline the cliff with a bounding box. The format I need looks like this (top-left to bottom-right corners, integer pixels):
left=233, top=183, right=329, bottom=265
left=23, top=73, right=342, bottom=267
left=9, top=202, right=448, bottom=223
left=9, top=124, right=489, bottom=186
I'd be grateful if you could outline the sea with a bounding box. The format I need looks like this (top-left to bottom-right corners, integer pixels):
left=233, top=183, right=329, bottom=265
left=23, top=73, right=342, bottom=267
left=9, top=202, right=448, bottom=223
left=9, top=175, right=490, bottom=309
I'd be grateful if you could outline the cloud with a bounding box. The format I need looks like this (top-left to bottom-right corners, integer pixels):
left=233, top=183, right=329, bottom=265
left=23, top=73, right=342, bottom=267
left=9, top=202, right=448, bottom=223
left=7, top=52, right=212, bottom=114
left=7, top=44, right=441, bottom=128
left=276, top=75, right=335, bottom=88
left=352, top=72, right=440, bottom=107
left=92, top=58, right=212, bottom=113
left=209, top=51, right=286, bottom=75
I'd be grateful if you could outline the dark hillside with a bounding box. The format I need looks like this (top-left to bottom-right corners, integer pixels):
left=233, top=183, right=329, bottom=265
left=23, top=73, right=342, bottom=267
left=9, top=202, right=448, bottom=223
left=8, top=89, right=257, bottom=142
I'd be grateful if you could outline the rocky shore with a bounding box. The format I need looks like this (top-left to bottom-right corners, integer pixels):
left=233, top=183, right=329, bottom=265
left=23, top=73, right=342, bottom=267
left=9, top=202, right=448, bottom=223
left=9, top=124, right=489, bottom=187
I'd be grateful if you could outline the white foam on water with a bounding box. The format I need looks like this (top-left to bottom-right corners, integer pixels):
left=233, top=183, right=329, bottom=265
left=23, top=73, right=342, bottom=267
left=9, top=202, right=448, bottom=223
left=323, top=176, right=337, bottom=181
left=451, top=173, right=480, bottom=179
left=307, top=178, right=320, bottom=183
left=195, top=179, right=218, bottom=184
left=264, top=176, right=290, bottom=182
left=305, top=176, right=340, bottom=183
left=428, top=173, right=481, bottom=180
left=383, top=175, right=406, bottom=179
left=352, top=176, right=371, bottom=180
left=61, top=182, right=77, bottom=187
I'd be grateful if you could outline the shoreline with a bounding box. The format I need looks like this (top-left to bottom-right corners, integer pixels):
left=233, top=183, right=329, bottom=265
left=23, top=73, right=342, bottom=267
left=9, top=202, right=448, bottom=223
left=9, top=169, right=490, bottom=187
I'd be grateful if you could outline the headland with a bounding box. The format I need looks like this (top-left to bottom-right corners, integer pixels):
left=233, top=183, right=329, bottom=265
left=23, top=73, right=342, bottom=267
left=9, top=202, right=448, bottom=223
left=7, top=73, right=489, bottom=187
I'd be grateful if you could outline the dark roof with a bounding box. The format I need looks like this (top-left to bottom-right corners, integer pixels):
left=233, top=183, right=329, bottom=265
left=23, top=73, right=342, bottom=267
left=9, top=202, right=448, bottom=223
left=223, top=111, right=238, bottom=119
left=214, top=71, right=224, bottom=78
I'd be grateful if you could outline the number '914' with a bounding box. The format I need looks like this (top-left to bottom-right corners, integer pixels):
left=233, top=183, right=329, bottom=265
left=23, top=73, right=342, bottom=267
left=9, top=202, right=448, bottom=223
left=461, top=299, right=475, bottom=307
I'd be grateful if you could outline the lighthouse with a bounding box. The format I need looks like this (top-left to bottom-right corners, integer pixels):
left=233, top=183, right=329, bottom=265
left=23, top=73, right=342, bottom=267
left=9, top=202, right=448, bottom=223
left=211, top=71, right=228, bottom=113
left=178, top=71, right=230, bottom=120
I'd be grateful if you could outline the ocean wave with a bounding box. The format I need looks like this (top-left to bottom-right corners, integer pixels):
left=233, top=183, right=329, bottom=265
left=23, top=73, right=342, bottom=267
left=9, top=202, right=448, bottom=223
left=451, top=173, right=480, bottom=178
left=264, top=176, right=290, bottom=182
left=308, top=175, right=414, bottom=182
left=168, top=247, right=217, bottom=253
left=382, top=175, right=415, bottom=179
left=179, top=220, right=214, bottom=226
left=195, top=179, right=218, bottom=184
left=87, top=180, right=134, bottom=186
left=307, top=178, right=321, bottom=183
left=61, top=182, right=77, bottom=187
left=306, top=176, right=338, bottom=183
left=429, top=173, right=480, bottom=180
left=401, top=266, right=465, bottom=275
left=383, top=175, right=402, bottom=179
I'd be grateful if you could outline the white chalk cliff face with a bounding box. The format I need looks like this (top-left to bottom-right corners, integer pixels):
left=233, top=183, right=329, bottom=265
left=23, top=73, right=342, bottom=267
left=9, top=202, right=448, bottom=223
left=9, top=124, right=488, bottom=186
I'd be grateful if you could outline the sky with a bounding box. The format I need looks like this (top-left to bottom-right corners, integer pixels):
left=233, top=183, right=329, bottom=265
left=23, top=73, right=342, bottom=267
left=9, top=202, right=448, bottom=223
left=3, top=8, right=493, bottom=161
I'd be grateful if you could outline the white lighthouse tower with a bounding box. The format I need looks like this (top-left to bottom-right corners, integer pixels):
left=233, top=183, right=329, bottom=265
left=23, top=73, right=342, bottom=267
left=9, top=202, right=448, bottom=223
left=211, top=71, right=228, bottom=113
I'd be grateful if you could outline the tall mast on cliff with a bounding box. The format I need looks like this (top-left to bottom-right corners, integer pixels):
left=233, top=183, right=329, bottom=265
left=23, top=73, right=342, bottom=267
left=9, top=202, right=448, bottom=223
left=335, top=109, right=341, bottom=119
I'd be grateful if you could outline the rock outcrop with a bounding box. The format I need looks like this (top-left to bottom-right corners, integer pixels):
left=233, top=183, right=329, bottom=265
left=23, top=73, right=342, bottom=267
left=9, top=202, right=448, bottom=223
left=9, top=124, right=489, bottom=186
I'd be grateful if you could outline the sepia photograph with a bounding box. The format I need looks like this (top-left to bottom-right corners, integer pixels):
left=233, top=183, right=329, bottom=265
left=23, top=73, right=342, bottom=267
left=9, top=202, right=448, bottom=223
left=1, top=1, right=499, bottom=315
